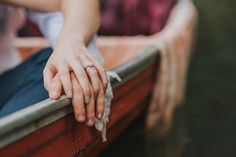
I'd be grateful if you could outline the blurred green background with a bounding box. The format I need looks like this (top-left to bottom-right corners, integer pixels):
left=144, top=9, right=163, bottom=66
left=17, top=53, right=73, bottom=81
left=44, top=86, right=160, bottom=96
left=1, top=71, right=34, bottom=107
left=99, top=0, right=236, bottom=156
left=183, top=0, right=236, bottom=156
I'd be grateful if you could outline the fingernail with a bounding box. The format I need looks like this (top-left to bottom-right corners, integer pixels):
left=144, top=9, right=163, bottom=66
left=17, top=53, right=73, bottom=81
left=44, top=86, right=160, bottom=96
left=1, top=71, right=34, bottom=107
left=85, top=96, right=90, bottom=104
left=67, top=90, right=72, bottom=98
left=97, top=113, right=103, bottom=119
left=77, top=114, right=85, bottom=122
left=87, top=119, right=94, bottom=126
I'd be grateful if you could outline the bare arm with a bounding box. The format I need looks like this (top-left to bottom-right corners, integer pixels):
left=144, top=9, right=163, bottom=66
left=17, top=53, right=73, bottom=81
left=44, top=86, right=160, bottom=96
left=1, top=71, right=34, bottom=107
left=1, top=0, right=60, bottom=12
left=48, top=1, right=107, bottom=126
left=62, top=0, right=100, bottom=44
left=2, top=0, right=107, bottom=126
left=1, top=0, right=100, bottom=44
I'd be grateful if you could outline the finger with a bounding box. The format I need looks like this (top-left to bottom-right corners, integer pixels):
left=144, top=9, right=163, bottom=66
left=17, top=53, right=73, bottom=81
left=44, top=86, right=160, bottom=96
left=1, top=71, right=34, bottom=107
left=86, top=67, right=100, bottom=99
left=70, top=58, right=91, bottom=104
left=43, top=64, right=56, bottom=91
left=80, top=55, right=100, bottom=99
left=86, top=85, right=95, bottom=126
left=96, top=81, right=105, bottom=120
left=71, top=73, right=86, bottom=122
left=58, top=64, right=73, bottom=98
left=49, top=73, right=62, bottom=99
left=87, top=54, right=108, bottom=90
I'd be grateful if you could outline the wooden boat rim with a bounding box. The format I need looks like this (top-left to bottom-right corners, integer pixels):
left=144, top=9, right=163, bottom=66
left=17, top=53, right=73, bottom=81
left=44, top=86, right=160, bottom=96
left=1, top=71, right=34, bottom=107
left=0, top=46, right=160, bottom=148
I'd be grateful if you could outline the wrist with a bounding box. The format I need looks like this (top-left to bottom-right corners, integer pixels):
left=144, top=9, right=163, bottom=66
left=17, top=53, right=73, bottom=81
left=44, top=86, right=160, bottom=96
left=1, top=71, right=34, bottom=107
left=61, top=26, right=90, bottom=45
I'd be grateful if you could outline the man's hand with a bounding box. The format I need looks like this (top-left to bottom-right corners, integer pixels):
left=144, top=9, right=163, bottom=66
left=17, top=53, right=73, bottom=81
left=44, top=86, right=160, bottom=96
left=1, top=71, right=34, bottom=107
left=49, top=70, right=106, bottom=126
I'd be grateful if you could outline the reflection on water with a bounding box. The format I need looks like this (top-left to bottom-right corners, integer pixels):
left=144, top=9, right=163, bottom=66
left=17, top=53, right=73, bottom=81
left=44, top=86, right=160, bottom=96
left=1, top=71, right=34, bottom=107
left=100, top=0, right=236, bottom=156
left=99, top=110, right=187, bottom=157
left=100, top=102, right=236, bottom=157
left=145, top=110, right=186, bottom=157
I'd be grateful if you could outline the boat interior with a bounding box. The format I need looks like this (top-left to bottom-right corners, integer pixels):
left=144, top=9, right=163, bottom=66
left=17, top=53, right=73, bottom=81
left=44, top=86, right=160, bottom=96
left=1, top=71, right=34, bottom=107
left=15, top=36, right=151, bottom=71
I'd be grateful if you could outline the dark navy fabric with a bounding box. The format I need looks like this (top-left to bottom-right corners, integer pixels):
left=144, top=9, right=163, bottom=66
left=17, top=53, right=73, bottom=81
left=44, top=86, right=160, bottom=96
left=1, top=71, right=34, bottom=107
left=0, top=48, right=52, bottom=117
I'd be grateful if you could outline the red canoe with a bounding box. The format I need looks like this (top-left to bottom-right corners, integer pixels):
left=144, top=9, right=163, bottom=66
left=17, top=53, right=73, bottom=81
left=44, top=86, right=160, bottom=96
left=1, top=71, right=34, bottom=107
left=0, top=1, right=198, bottom=156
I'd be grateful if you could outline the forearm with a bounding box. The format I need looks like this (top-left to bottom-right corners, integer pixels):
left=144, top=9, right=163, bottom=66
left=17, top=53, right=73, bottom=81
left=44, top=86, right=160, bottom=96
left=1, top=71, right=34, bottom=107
left=0, top=0, right=60, bottom=12
left=2, top=0, right=100, bottom=45
left=61, top=0, right=100, bottom=45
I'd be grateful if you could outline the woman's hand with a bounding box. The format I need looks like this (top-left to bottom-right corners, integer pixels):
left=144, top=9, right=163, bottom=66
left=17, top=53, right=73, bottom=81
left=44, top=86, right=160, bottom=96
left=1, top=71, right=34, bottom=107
left=44, top=31, right=107, bottom=96
left=43, top=31, right=107, bottom=125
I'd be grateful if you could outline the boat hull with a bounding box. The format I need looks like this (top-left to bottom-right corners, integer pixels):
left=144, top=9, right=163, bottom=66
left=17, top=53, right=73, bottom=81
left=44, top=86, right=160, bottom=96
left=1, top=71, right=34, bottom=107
left=0, top=58, right=159, bottom=157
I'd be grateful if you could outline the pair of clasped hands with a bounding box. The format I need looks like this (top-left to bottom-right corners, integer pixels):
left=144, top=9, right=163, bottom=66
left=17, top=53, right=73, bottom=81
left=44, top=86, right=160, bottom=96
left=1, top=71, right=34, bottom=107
left=43, top=32, right=108, bottom=127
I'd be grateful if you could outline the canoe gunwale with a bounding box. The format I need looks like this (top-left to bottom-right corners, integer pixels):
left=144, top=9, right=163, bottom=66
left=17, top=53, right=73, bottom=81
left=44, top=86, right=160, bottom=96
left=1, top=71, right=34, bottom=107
left=0, top=46, right=160, bottom=148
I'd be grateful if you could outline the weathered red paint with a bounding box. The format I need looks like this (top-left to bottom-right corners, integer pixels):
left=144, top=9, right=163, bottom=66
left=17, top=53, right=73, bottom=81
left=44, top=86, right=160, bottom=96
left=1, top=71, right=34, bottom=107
left=0, top=64, right=157, bottom=157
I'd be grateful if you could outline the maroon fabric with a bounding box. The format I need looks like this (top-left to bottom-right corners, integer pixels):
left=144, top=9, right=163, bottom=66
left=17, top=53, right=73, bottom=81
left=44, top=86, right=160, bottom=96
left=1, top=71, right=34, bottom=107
left=99, top=0, right=176, bottom=36
left=18, top=20, right=42, bottom=37
left=19, top=0, right=176, bottom=37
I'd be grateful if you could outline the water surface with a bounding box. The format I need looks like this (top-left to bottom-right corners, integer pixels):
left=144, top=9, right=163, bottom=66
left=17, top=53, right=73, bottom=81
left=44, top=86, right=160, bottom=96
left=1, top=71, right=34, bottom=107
left=99, top=0, right=236, bottom=156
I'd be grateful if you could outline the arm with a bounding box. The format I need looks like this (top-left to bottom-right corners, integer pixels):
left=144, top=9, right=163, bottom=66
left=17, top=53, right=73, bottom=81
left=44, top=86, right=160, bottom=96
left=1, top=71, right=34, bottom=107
left=2, top=0, right=100, bottom=45
left=43, top=1, right=107, bottom=126
left=1, top=0, right=60, bottom=12
left=2, top=0, right=107, bottom=125
left=61, top=0, right=100, bottom=45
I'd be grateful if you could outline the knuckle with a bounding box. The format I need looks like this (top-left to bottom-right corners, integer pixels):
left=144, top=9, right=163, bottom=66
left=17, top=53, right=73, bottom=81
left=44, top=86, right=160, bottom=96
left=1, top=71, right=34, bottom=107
left=77, top=93, right=83, bottom=99
left=91, top=69, right=98, bottom=75
left=84, top=87, right=92, bottom=97
left=98, top=98, right=105, bottom=107
left=87, top=112, right=95, bottom=118
left=86, top=103, right=95, bottom=110
left=93, top=86, right=99, bottom=94
left=91, top=71, right=97, bottom=76
left=60, top=75, right=70, bottom=84
left=73, top=85, right=80, bottom=92
left=53, top=60, right=59, bottom=66
left=76, top=107, right=85, bottom=114
left=99, top=97, right=105, bottom=104
left=73, top=102, right=84, bottom=111
left=76, top=96, right=83, bottom=103
left=101, top=68, right=106, bottom=73
left=60, top=71, right=67, bottom=77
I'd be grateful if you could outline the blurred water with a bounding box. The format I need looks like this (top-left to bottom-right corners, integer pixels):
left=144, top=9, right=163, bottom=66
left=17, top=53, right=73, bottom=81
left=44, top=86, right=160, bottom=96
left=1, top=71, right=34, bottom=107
left=99, top=0, right=236, bottom=156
